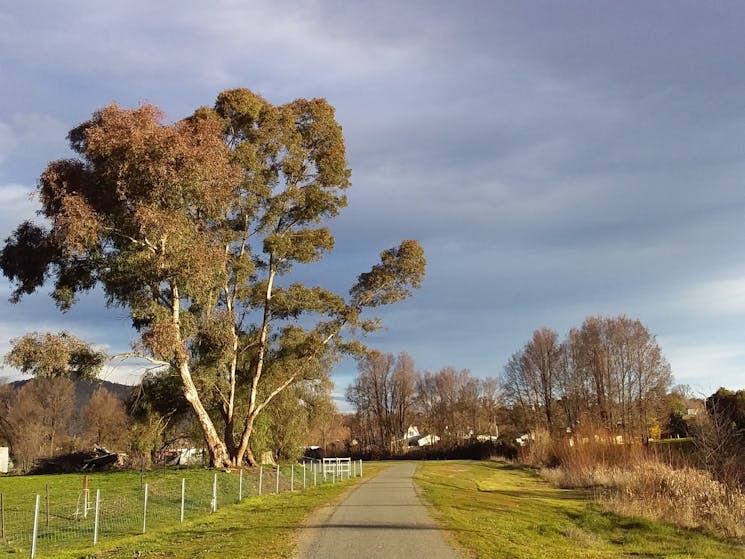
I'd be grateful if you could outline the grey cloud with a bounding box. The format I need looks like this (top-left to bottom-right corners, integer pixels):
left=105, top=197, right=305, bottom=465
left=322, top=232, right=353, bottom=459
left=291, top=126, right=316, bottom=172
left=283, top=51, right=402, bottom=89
left=2, top=1, right=745, bottom=394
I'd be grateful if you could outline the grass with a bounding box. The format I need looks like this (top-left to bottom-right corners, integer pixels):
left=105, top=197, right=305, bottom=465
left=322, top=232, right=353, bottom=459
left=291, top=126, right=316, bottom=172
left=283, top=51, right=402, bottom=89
left=0, top=461, right=384, bottom=558
left=414, top=460, right=745, bottom=559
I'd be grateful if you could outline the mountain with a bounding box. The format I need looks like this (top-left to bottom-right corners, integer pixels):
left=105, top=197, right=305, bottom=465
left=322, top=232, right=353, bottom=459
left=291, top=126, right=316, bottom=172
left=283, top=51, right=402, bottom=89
left=10, top=377, right=134, bottom=404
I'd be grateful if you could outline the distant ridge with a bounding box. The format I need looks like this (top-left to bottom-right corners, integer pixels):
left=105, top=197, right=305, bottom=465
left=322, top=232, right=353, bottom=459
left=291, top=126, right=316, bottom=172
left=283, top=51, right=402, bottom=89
left=10, top=377, right=134, bottom=404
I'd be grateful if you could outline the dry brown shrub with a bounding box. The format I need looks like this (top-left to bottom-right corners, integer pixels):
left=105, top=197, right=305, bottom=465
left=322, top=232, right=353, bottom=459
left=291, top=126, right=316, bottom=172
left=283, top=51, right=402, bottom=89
left=517, top=429, right=557, bottom=467
left=603, top=462, right=745, bottom=540
left=541, top=457, right=745, bottom=540
left=532, top=424, right=745, bottom=540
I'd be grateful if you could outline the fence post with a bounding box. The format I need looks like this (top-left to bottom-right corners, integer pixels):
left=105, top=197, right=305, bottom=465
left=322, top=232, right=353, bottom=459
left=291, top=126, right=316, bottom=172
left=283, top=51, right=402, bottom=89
left=45, top=484, right=49, bottom=531
left=275, top=465, right=280, bottom=494
left=180, top=478, right=185, bottom=523
left=143, top=484, right=149, bottom=534
left=30, top=494, right=40, bottom=559
left=239, top=468, right=243, bottom=502
left=360, top=459, right=363, bottom=477
left=83, top=475, right=89, bottom=519
left=212, top=473, right=218, bottom=512
left=303, top=462, right=306, bottom=489
left=313, top=462, right=317, bottom=487
left=93, top=489, right=100, bottom=545
left=259, top=466, right=263, bottom=496
left=291, top=464, right=294, bottom=492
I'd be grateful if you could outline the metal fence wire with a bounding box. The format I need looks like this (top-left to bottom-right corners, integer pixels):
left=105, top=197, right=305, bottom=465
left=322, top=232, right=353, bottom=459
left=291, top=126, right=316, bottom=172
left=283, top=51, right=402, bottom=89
left=0, top=459, right=363, bottom=558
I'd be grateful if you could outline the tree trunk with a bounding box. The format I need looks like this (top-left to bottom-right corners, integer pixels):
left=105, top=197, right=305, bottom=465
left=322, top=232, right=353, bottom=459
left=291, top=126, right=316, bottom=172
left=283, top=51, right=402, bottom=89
left=235, top=412, right=259, bottom=467
left=178, top=361, right=232, bottom=468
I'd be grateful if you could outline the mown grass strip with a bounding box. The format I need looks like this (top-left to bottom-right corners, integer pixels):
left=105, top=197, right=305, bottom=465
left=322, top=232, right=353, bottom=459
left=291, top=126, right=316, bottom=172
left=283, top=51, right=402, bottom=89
left=415, top=460, right=745, bottom=559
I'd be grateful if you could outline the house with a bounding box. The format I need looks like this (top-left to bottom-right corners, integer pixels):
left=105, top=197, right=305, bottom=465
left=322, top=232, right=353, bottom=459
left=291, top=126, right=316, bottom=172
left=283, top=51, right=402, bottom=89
left=400, top=426, right=440, bottom=449
left=408, top=433, right=440, bottom=447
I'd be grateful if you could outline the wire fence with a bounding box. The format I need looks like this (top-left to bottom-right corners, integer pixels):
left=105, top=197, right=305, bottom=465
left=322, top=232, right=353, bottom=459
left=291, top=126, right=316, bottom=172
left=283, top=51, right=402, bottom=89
left=0, top=458, right=363, bottom=559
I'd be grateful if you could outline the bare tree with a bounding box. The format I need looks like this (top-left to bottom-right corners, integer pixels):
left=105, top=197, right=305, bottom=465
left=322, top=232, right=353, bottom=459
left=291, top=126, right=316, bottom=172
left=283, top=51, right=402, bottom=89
left=82, top=388, right=130, bottom=450
left=5, top=383, right=46, bottom=471
left=503, top=316, right=672, bottom=439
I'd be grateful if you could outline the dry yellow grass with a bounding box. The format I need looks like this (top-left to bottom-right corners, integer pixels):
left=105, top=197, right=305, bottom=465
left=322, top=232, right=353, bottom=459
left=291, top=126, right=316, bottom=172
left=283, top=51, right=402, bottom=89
left=540, top=453, right=745, bottom=539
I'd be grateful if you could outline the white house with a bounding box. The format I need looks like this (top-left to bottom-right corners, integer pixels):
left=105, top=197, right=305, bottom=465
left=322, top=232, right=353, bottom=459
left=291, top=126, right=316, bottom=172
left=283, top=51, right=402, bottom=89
left=0, top=447, right=9, bottom=473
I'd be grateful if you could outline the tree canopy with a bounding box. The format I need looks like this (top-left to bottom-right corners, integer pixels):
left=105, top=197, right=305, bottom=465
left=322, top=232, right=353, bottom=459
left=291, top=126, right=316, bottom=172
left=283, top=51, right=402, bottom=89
left=0, top=88, right=426, bottom=467
left=4, top=332, right=106, bottom=379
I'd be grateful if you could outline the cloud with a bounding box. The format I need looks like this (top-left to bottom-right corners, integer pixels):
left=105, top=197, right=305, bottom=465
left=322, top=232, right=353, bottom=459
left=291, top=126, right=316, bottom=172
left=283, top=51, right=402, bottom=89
left=0, top=121, right=17, bottom=161
left=0, top=113, right=71, bottom=183
left=0, top=184, right=38, bottom=237
left=2, top=1, right=745, bottom=398
left=661, top=340, right=745, bottom=395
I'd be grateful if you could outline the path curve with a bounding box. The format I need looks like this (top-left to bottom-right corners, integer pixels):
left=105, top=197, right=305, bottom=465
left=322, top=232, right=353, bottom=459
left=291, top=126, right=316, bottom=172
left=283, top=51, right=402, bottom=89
left=297, top=462, right=461, bottom=559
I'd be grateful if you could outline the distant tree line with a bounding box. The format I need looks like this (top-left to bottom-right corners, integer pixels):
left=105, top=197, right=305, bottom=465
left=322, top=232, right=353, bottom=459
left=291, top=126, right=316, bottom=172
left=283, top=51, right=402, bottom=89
left=345, top=315, right=686, bottom=456
left=345, top=351, right=503, bottom=455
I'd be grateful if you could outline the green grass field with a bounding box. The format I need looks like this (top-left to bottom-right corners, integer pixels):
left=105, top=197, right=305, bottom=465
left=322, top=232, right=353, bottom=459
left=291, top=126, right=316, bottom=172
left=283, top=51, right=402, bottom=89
left=0, top=461, right=373, bottom=558
left=415, top=460, right=745, bottom=559
left=7, top=460, right=742, bottom=558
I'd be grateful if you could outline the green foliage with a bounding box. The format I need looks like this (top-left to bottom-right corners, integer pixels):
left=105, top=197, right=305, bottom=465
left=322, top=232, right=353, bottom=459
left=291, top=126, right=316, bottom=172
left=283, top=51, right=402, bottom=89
left=3, top=331, right=106, bottom=379
left=0, top=221, right=59, bottom=302
left=708, top=387, right=745, bottom=432
left=350, top=240, right=426, bottom=308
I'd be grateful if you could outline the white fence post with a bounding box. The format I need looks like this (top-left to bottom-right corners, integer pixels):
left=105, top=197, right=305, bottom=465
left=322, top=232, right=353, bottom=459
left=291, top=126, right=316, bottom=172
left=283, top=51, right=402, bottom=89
left=212, top=473, right=218, bottom=512
left=239, top=468, right=243, bottom=502
left=180, top=478, right=185, bottom=523
left=303, top=462, right=306, bottom=489
left=30, top=494, right=40, bottom=559
left=142, top=484, right=149, bottom=534
left=93, top=489, right=100, bottom=545
left=291, top=464, right=295, bottom=492
left=275, top=465, right=280, bottom=494
left=259, top=466, right=263, bottom=496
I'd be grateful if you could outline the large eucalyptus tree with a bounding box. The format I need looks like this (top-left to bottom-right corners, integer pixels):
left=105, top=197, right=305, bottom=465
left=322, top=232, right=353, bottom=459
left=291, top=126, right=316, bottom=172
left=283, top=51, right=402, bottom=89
left=0, top=88, right=426, bottom=467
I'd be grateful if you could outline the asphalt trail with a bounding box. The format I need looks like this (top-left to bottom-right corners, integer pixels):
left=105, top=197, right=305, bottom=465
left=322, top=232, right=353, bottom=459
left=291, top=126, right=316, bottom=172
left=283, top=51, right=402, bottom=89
left=298, top=462, right=461, bottom=559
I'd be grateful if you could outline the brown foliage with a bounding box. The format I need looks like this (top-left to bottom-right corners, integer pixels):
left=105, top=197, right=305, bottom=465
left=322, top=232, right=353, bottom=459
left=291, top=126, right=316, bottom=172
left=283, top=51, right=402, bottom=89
left=82, top=388, right=130, bottom=450
left=3, top=378, right=76, bottom=470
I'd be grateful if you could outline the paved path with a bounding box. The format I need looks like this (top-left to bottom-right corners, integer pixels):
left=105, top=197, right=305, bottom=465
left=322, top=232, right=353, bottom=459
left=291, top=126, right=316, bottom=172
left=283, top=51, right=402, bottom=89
left=298, top=462, right=461, bottom=559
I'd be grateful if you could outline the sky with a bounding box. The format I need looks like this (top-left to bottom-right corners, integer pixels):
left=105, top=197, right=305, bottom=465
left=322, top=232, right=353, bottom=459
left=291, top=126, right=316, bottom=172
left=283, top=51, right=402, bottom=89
left=2, top=1, right=745, bottom=408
